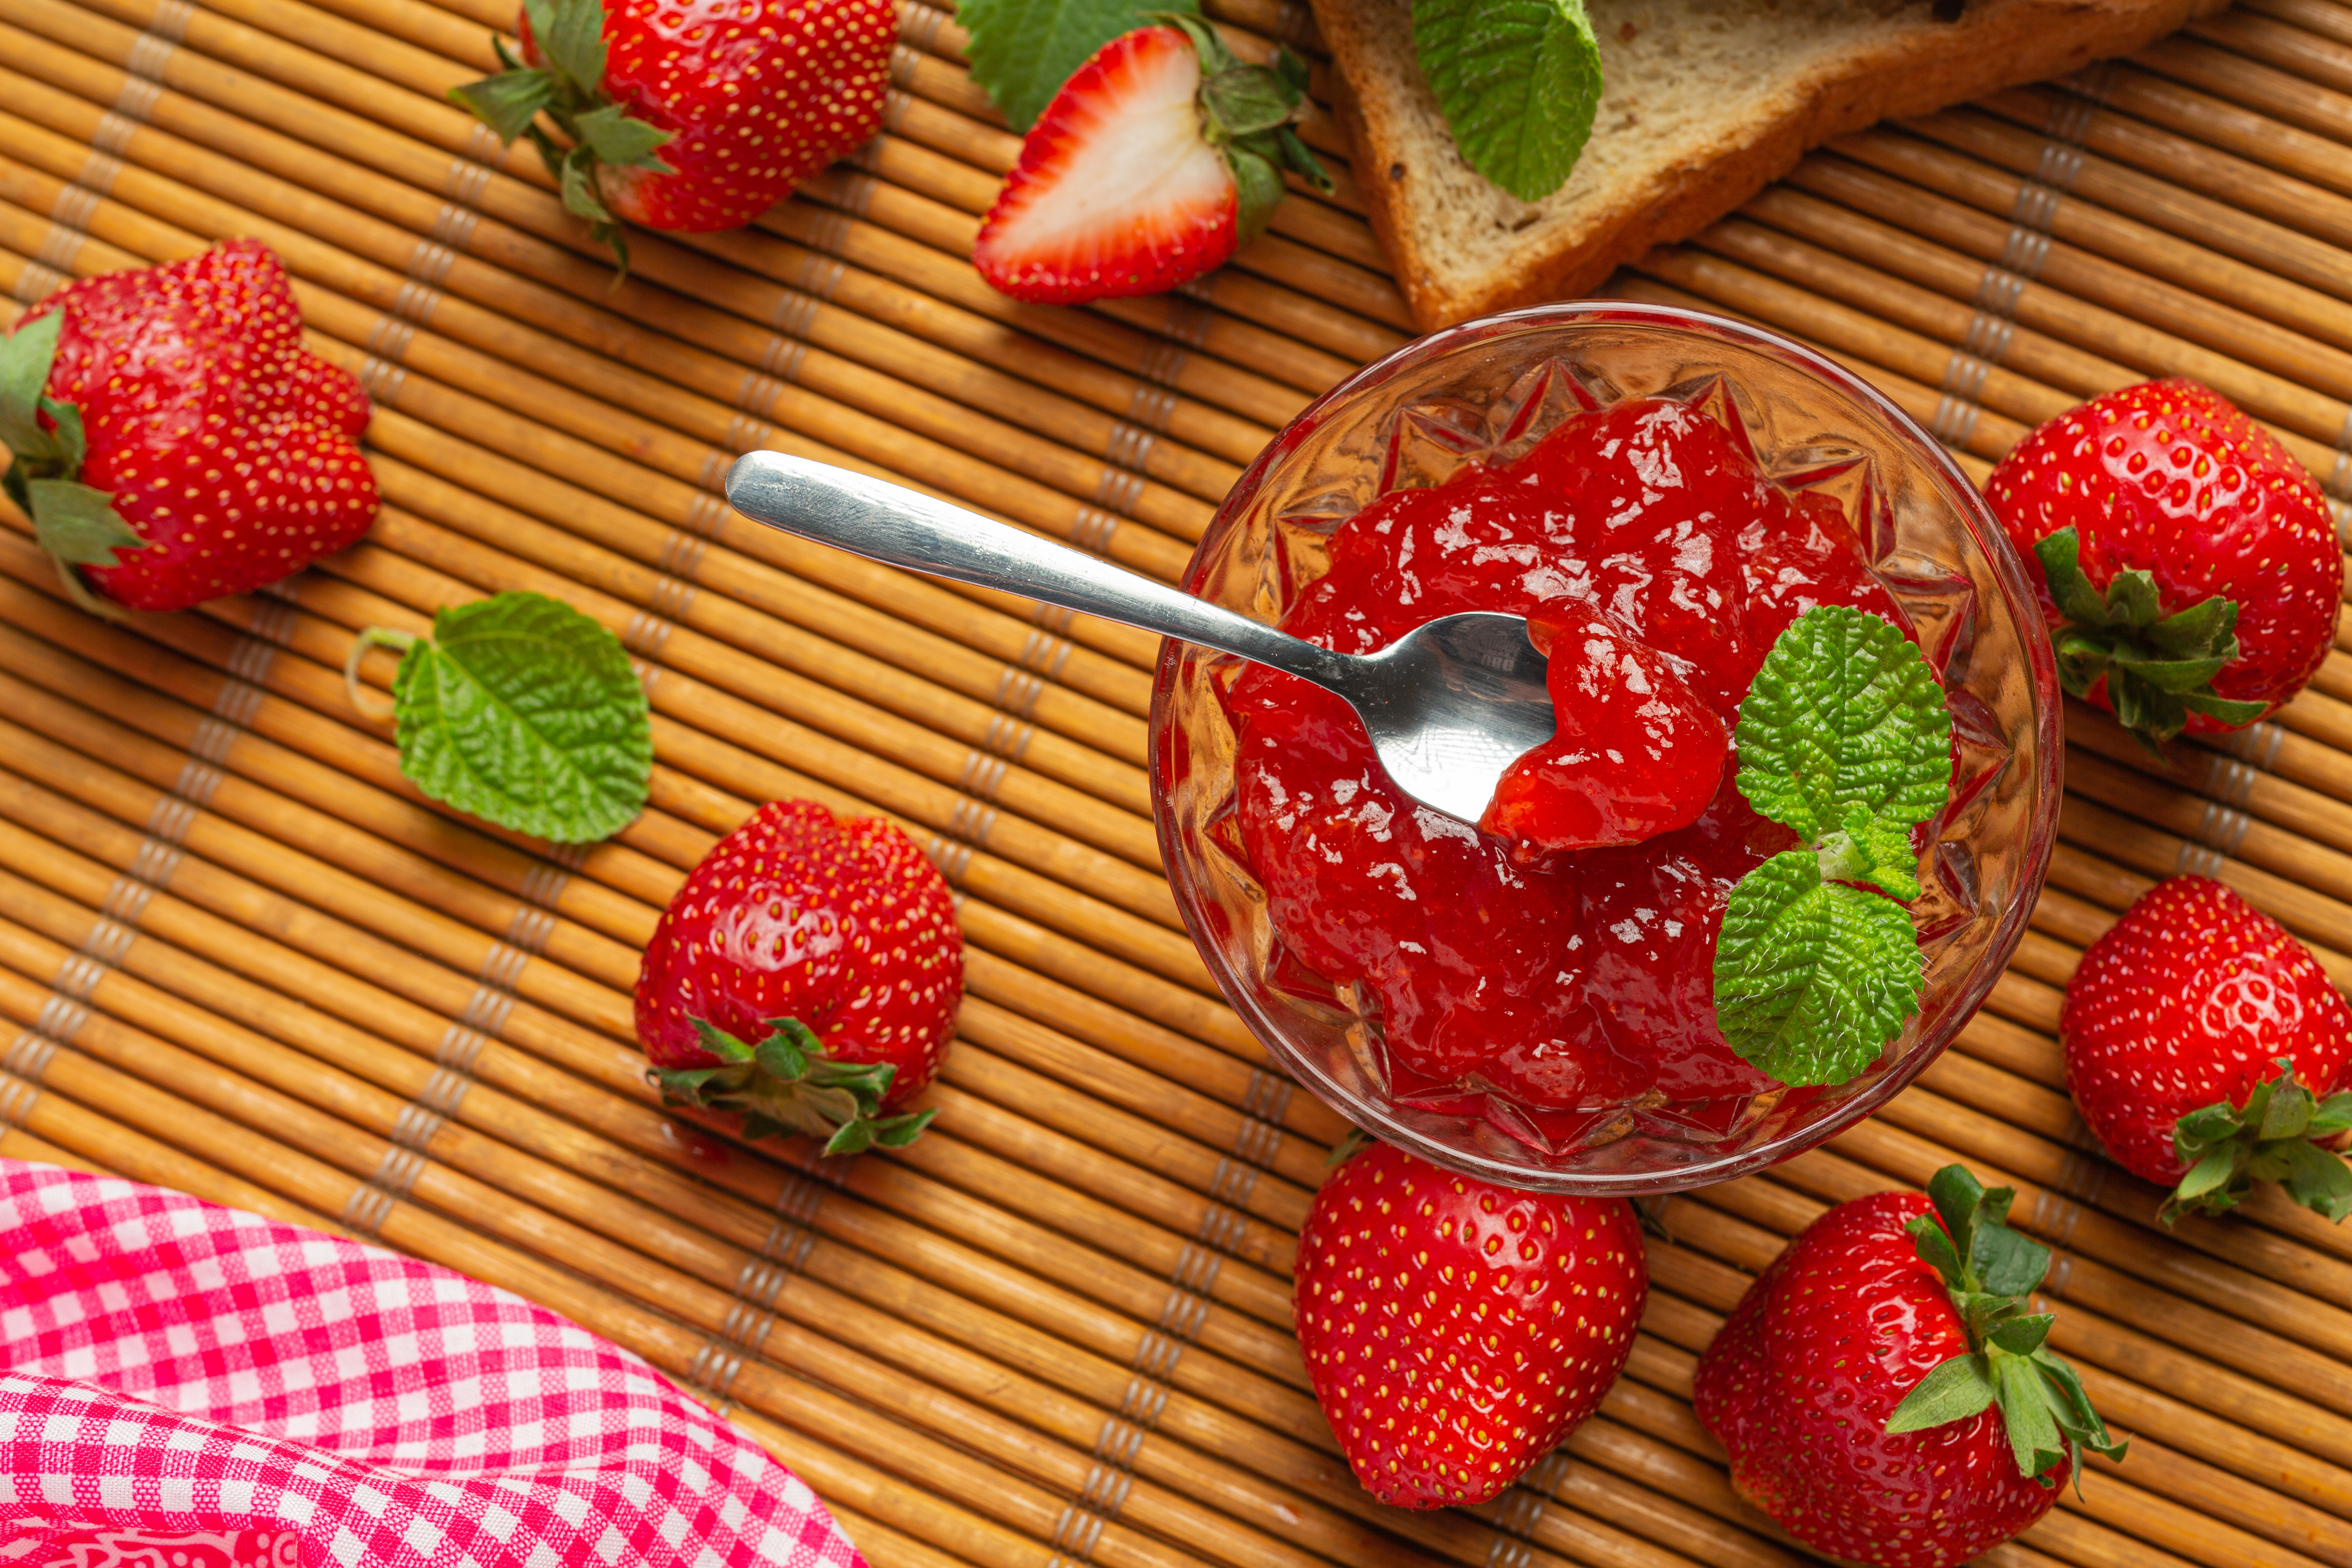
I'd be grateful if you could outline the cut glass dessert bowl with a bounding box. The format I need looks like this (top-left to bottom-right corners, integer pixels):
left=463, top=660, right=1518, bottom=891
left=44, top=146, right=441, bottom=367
left=1150, top=301, right=2062, bottom=1192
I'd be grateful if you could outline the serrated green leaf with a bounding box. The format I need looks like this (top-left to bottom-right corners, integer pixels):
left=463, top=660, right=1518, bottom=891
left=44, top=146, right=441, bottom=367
left=1993, top=1350, right=2068, bottom=1482
left=1200, top=64, right=1296, bottom=137
left=1735, top=603, right=1952, bottom=847
left=2178, top=690, right=2270, bottom=726
left=2174, top=1145, right=2240, bottom=1205
left=1987, top=1313, right=2054, bottom=1355
left=2147, top=593, right=2238, bottom=658
left=40, top=396, right=85, bottom=474
left=2310, top=1092, right=2352, bottom=1136
left=537, top=0, right=608, bottom=97
left=2033, top=529, right=2109, bottom=627
left=573, top=102, right=674, bottom=170
left=2279, top=1137, right=2352, bottom=1223
left=559, top=146, right=615, bottom=224
left=1970, top=1212, right=2050, bottom=1299
left=450, top=68, right=557, bottom=144
left=389, top=590, right=651, bottom=842
left=1906, top=1211, right=1962, bottom=1287
left=873, top=1108, right=938, bottom=1148
left=28, top=477, right=144, bottom=567
left=1227, top=146, right=1287, bottom=249
left=2105, top=569, right=2162, bottom=629
left=1711, top=850, right=1923, bottom=1087
left=959, top=0, right=1200, bottom=131
left=1885, top=1352, right=1996, bottom=1433
left=2174, top=1100, right=2245, bottom=1151
left=2109, top=650, right=2232, bottom=693
left=689, top=1017, right=757, bottom=1063
left=1412, top=0, right=1600, bottom=203
left=0, top=310, right=63, bottom=461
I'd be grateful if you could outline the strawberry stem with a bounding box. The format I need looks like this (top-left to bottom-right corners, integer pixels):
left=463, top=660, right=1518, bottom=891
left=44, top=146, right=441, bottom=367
left=652, top=1016, right=935, bottom=1154
left=2167, top=1058, right=2352, bottom=1225
left=1, top=307, right=146, bottom=616
left=2033, top=526, right=2268, bottom=752
left=450, top=0, right=674, bottom=273
left=1884, top=1164, right=2126, bottom=1491
left=1152, top=12, right=1331, bottom=247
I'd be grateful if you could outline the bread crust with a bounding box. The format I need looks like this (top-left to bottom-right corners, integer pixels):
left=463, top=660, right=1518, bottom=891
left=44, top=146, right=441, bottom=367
left=1313, top=0, right=2227, bottom=330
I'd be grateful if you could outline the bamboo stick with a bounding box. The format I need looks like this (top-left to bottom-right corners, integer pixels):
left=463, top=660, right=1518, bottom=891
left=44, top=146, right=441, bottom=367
left=2188, top=8, right=2352, bottom=97
left=2138, top=31, right=2352, bottom=146
left=2058, top=794, right=2352, bottom=967
left=1783, top=150, right=2352, bottom=444
left=1911, top=102, right=2352, bottom=305
left=0, top=1076, right=333, bottom=1224
left=1825, top=127, right=2352, bottom=385
left=2067, top=727, right=2352, bottom=895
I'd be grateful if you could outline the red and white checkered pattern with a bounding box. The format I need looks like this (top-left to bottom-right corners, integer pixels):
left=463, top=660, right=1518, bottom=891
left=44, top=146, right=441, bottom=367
left=0, top=1161, right=865, bottom=1568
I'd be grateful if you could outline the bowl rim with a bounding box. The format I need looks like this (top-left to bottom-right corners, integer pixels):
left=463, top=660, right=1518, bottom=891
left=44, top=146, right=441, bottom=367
left=1148, top=298, right=2063, bottom=1192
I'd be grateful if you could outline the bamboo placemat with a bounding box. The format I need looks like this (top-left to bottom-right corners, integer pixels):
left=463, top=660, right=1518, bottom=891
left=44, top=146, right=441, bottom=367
left=1, top=1, right=2350, bottom=1564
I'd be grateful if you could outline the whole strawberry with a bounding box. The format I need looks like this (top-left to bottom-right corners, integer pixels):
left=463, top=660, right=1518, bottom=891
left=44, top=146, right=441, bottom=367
left=974, top=19, right=1329, bottom=305
left=1984, top=379, right=2339, bottom=750
left=454, top=0, right=893, bottom=264
left=2064, top=875, right=2352, bottom=1223
left=0, top=241, right=377, bottom=613
left=1695, top=1166, right=2124, bottom=1568
left=636, top=799, right=961, bottom=1152
left=1292, top=1139, right=1645, bottom=1508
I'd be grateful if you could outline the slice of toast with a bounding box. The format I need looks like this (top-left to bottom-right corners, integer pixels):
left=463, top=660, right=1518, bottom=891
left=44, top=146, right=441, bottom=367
left=1312, top=0, right=2225, bottom=330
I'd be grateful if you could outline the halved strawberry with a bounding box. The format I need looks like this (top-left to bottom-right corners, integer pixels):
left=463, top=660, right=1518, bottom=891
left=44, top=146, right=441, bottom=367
left=974, top=19, right=1328, bottom=305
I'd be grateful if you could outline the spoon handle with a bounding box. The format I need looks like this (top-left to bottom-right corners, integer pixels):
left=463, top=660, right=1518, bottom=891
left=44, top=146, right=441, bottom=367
left=725, top=452, right=1347, bottom=687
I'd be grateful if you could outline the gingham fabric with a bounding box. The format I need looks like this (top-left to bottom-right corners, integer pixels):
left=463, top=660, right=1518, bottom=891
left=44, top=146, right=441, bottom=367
left=0, top=1161, right=864, bottom=1568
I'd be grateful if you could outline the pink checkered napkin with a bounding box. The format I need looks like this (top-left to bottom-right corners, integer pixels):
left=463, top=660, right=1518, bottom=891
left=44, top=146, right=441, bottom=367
left=0, top=1160, right=865, bottom=1568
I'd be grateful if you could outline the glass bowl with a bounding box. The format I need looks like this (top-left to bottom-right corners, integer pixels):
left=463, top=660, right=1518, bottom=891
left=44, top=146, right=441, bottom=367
left=1149, top=301, right=2062, bottom=1194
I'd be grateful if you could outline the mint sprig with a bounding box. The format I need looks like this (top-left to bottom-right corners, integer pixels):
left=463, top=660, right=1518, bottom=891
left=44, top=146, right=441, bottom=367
left=346, top=590, right=652, bottom=843
left=449, top=0, right=675, bottom=273
left=1885, top=1165, right=2127, bottom=1491
left=1712, top=605, right=1949, bottom=1087
left=1412, top=0, right=1603, bottom=203
left=2167, top=1057, right=2352, bottom=1225
left=0, top=310, right=147, bottom=605
left=2034, top=526, right=2267, bottom=755
left=654, top=1016, right=936, bottom=1154
left=960, top=0, right=1201, bottom=131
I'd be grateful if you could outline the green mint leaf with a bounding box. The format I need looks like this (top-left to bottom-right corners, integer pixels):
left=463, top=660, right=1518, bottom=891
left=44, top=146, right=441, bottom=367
left=536, top=0, right=608, bottom=98
left=1884, top=1352, right=1995, bottom=1434
left=388, top=590, right=651, bottom=842
left=959, top=0, right=1200, bottom=131
left=573, top=102, right=674, bottom=170
left=0, top=312, right=65, bottom=462
left=1711, top=850, right=1924, bottom=1087
left=1412, top=0, right=1601, bottom=202
left=1735, top=603, right=1952, bottom=851
left=28, top=478, right=145, bottom=567
left=450, top=68, right=558, bottom=144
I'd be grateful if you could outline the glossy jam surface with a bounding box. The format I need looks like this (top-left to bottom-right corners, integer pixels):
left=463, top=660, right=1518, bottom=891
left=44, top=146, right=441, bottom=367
left=1220, top=395, right=1914, bottom=1136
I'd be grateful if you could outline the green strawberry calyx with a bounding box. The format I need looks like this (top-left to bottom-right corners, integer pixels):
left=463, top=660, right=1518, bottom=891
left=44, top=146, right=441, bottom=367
left=2034, top=526, right=2268, bottom=755
left=1152, top=13, right=1332, bottom=247
left=2166, top=1057, right=2352, bottom=1226
left=0, top=310, right=147, bottom=615
left=449, top=0, right=674, bottom=272
left=1886, top=1164, right=2127, bottom=1492
left=1711, top=604, right=1951, bottom=1087
left=653, top=1015, right=936, bottom=1156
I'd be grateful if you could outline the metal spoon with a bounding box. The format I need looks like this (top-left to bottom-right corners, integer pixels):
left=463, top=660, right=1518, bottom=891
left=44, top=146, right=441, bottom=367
left=725, top=452, right=1555, bottom=825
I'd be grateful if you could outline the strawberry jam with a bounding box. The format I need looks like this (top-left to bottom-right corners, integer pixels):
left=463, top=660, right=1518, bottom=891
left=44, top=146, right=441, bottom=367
left=1220, top=395, right=1914, bottom=1143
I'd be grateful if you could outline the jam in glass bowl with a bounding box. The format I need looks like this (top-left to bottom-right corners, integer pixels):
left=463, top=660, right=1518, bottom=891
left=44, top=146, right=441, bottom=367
left=1150, top=302, right=2061, bottom=1193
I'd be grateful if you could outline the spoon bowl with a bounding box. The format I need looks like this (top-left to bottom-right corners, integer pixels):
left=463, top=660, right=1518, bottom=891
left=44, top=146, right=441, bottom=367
left=723, top=451, right=1552, bottom=824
